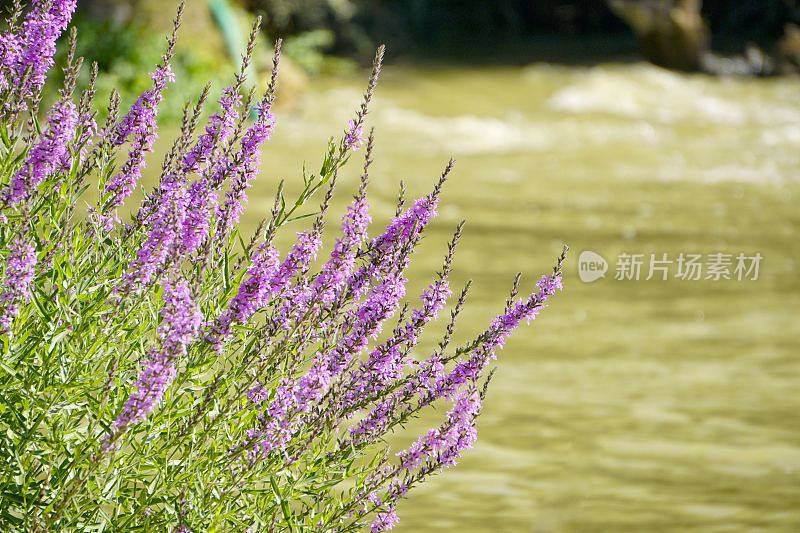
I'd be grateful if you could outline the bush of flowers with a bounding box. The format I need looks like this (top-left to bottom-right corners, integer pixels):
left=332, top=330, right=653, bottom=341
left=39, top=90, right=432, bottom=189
left=0, top=1, right=566, bottom=530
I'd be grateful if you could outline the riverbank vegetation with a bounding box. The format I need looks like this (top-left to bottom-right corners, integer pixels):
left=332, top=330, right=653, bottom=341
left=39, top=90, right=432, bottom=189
left=0, top=1, right=566, bottom=529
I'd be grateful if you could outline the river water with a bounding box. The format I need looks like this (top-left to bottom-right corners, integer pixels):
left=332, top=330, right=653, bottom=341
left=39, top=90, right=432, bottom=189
left=204, top=62, right=800, bottom=531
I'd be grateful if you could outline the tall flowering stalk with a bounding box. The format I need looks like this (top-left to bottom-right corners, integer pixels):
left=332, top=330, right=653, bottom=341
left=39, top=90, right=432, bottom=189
left=0, top=0, right=77, bottom=106
left=107, top=278, right=202, bottom=443
left=177, top=20, right=263, bottom=254
left=0, top=97, right=77, bottom=206
left=117, top=183, right=187, bottom=293
left=313, top=134, right=374, bottom=307
left=216, top=97, right=277, bottom=237
left=0, top=237, right=36, bottom=333
left=339, top=227, right=458, bottom=414
left=366, top=389, right=483, bottom=532
left=209, top=242, right=280, bottom=344
left=210, top=219, right=323, bottom=348
left=425, top=271, right=564, bottom=401
left=0, top=4, right=568, bottom=531
left=102, top=63, right=174, bottom=209
left=247, top=265, right=408, bottom=458
left=182, top=86, right=242, bottom=175
left=348, top=267, right=565, bottom=448
left=348, top=162, right=450, bottom=299
left=178, top=86, right=242, bottom=254
left=102, top=5, right=182, bottom=210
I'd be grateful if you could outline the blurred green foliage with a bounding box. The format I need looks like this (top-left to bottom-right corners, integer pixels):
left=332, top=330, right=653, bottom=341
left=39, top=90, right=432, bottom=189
left=57, top=13, right=230, bottom=122
left=283, top=29, right=355, bottom=75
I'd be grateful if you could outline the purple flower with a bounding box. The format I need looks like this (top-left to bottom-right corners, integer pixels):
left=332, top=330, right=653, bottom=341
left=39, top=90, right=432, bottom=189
left=397, top=390, right=480, bottom=470
left=360, top=391, right=479, bottom=532
left=247, top=383, right=269, bottom=405
left=211, top=230, right=322, bottom=348
left=344, top=119, right=365, bottom=151
left=351, top=273, right=562, bottom=445
left=110, top=279, right=201, bottom=435
left=0, top=238, right=37, bottom=334
left=250, top=270, right=407, bottom=458
left=211, top=244, right=280, bottom=344
left=342, top=278, right=450, bottom=411
left=370, top=506, right=399, bottom=532
left=350, top=396, right=396, bottom=443
left=182, top=86, right=241, bottom=174
left=312, top=196, right=371, bottom=306
left=270, top=282, right=313, bottom=333
left=0, top=0, right=76, bottom=104
left=269, top=199, right=371, bottom=333
left=536, top=272, right=564, bottom=295
left=176, top=87, right=244, bottom=253
left=349, top=195, right=439, bottom=299
left=238, top=243, right=285, bottom=314
left=217, top=102, right=276, bottom=237
left=104, top=64, right=175, bottom=209
left=409, top=279, right=451, bottom=337
left=427, top=273, right=563, bottom=401
left=371, top=196, right=438, bottom=256
left=270, top=231, right=322, bottom=294
left=111, top=64, right=174, bottom=146
left=179, top=179, right=215, bottom=255
left=1, top=99, right=78, bottom=206
left=118, top=186, right=187, bottom=293
left=0, top=32, right=21, bottom=94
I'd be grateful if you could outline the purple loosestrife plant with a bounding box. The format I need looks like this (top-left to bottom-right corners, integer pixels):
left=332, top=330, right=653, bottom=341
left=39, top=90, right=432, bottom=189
left=209, top=241, right=281, bottom=345
left=178, top=87, right=243, bottom=254
left=348, top=182, right=445, bottom=300
left=0, top=0, right=76, bottom=108
left=0, top=98, right=78, bottom=206
left=0, top=237, right=36, bottom=333
left=341, top=258, right=453, bottom=414
left=314, top=193, right=372, bottom=305
left=247, top=265, right=408, bottom=459
left=182, top=86, right=242, bottom=175
left=107, top=278, right=201, bottom=443
left=216, top=99, right=277, bottom=237
left=0, top=3, right=568, bottom=531
left=102, top=9, right=182, bottom=212
left=117, top=183, right=187, bottom=293
left=103, top=61, right=175, bottom=209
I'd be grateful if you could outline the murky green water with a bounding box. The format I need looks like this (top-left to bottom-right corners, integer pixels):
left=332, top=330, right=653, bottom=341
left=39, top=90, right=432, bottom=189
left=166, top=62, right=800, bottom=530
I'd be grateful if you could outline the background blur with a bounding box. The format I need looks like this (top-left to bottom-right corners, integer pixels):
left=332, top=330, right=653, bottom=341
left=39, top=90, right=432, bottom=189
left=22, top=0, right=800, bottom=530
